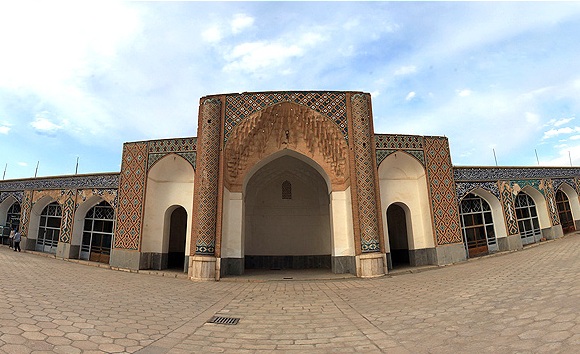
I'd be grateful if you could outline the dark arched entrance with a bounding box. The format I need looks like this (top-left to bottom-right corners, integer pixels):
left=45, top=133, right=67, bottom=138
left=387, top=204, right=410, bottom=268
left=556, top=190, right=575, bottom=234
left=168, top=206, right=187, bottom=270
left=244, top=155, right=331, bottom=271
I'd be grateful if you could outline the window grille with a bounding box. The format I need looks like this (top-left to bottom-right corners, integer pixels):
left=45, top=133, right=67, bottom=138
left=282, top=180, right=292, bottom=199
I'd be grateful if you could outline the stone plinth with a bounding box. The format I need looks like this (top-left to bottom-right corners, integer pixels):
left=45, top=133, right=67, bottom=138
left=356, top=252, right=387, bottom=278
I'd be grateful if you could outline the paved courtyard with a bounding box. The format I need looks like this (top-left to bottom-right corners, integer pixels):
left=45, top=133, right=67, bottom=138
left=1, top=234, right=579, bottom=353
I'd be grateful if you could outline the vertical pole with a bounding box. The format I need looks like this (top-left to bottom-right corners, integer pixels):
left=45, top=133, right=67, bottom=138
left=34, top=161, right=39, bottom=178
left=75, top=156, right=79, bottom=174
left=569, top=151, right=573, bottom=167
left=493, top=148, right=498, bottom=166
left=535, top=149, right=539, bottom=166
left=2, top=163, right=6, bottom=180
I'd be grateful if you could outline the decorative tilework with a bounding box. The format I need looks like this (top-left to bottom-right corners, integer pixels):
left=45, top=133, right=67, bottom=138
left=375, top=134, right=424, bottom=150
left=0, top=174, right=119, bottom=191
left=351, top=93, right=381, bottom=252
left=194, top=98, right=222, bottom=255
left=499, top=181, right=519, bottom=236
left=76, top=189, right=118, bottom=209
left=19, top=190, right=32, bottom=237
left=0, top=191, right=23, bottom=203
left=147, top=137, right=198, bottom=171
left=553, top=178, right=577, bottom=193
left=511, top=180, right=543, bottom=196
left=60, top=190, right=75, bottom=243
left=455, top=181, right=501, bottom=202
left=424, top=137, right=462, bottom=245
left=454, top=167, right=580, bottom=181
left=375, top=149, right=425, bottom=167
left=541, top=179, right=560, bottom=226
left=375, top=135, right=425, bottom=168
left=224, top=92, right=348, bottom=143
left=114, top=142, right=148, bottom=250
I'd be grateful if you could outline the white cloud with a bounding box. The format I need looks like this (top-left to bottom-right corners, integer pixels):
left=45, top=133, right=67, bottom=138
left=0, top=125, right=10, bottom=134
left=457, top=89, right=472, bottom=97
left=30, top=113, right=63, bottom=135
left=525, top=112, right=540, bottom=124
left=394, top=65, right=417, bottom=76
left=552, top=117, right=575, bottom=127
left=202, top=26, right=222, bottom=43
left=542, top=127, right=580, bottom=140
left=405, top=92, right=416, bottom=101
left=231, top=14, right=254, bottom=34
left=17, top=162, right=27, bottom=167
left=570, top=135, right=580, bottom=140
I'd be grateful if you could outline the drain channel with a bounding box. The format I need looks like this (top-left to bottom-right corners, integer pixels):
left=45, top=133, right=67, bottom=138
left=207, top=316, right=240, bottom=325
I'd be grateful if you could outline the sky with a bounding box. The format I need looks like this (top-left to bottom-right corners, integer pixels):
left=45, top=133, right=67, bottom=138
left=1, top=1, right=580, bottom=180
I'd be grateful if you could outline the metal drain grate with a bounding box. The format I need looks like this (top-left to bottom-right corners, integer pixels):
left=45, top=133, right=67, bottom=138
left=207, top=316, right=240, bottom=325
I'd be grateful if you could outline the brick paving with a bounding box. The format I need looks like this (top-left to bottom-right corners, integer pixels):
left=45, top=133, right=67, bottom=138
left=1, top=234, right=579, bottom=353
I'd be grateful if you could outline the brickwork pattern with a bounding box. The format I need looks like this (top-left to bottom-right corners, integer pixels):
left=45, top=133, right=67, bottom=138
left=19, top=190, right=32, bottom=237
left=375, top=135, right=425, bottom=167
left=424, top=137, right=462, bottom=245
left=193, top=98, right=222, bottom=254
left=114, top=142, right=148, bottom=250
left=224, top=92, right=348, bottom=143
left=350, top=94, right=380, bottom=252
left=541, top=179, right=560, bottom=226
left=499, top=181, right=519, bottom=236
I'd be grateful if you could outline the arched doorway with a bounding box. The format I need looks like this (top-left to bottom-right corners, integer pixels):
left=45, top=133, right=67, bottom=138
left=167, top=206, right=187, bottom=270
left=81, top=201, right=115, bottom=263
left=515, top=192, right=542, bottom=245
left=244, top=155, right=331, bottom=271
left=556, top=190, right=575, bottom=234
left=36, top=202, right=62, bottom=253
left=386, top=203, right=410, bottom=268
left=459, top=193, right=497, bottom=258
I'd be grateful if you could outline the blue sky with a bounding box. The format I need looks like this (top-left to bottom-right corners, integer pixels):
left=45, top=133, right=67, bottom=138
left=1, top=1, right=580, bottom=180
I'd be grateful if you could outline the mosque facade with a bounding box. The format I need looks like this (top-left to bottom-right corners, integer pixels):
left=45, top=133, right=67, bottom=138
left=1, top=91, right=579, bottom=280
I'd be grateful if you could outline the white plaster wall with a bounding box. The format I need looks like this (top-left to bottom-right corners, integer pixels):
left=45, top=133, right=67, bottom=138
left=221, top=188, right=243, bottom=258
left=520, top=187, right=550, bottom=229
left=330, top=188, right=355, bottom=257
left=71, top=196, right=103, bottom=246
left=141, top=154, right=194, bottom=255
left=378, top=152, right=435, bottom=252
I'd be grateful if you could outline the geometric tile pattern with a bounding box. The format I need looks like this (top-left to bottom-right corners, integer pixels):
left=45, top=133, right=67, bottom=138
left=19, top=190, right=32, bottom=237
left=541, top=179, right=560, bottom=226
left=147, top=137, right=198, bottom=171
left=375, top=135, right=425, bottom=167
left=375, top=149, right=425, bottom=167
left=351, top=93, right=380, bottom=252
left=424, top=137, right=462, bottom=245
left=499, top=181, right=519, bottom=236
left=76, top=189, right=118, bottom=209
left=194, top=98, right=222, bottom=255
left=511, top=179, right=543, bottom=196
left=454, top=167, right=580, bottom=181
left=224, top=92, right=348, bottom=144
left=455, top=181, right=501, bottom=202
left=113, top=142, right=148, bottom=250
left=60, top=189, right=76, bottom=243
left=0, top=191, right=23, bottom=203
left=0, top=173, right=119, bottom=191
left=553, top=177, right=577, bottom=193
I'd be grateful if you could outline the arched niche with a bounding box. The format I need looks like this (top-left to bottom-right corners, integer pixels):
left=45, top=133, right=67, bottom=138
left=385, top=202, right=413, bottom=268
left=519, top=186, right=550, bottom=230
left=141, top=153, right=194, bottom=270
left=467, top=188, right=508, bottom=240
left=378, top=151, right=434, bottom=256
left=72, top=195, right=105, bottom=251
left=558, top=183, right=580, bottom=225
left=27, top=196, right=58, bottom=242
left=243, top=154, right=332, bottom=269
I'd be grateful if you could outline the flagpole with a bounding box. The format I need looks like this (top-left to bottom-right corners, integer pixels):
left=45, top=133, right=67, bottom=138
left=34, top=161, right=39, bottom=178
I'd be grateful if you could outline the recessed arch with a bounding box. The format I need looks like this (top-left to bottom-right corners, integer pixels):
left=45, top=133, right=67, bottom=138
left=515, top=188, right=545, bottom=245
left=141, top=153, right=194, bottom=270
left=557, top=183, right=580, bottom=233
left=243, top=154, right=332, bottom=270
left=378, top=151, right=434, bottom=266
left=386, top=202, right=412, bottom=268
left=463, top=188, right=507, bottom=242
left=459, top=192, right=498, bottom=258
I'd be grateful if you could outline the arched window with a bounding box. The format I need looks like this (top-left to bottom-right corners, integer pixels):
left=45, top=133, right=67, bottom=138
left=459, top=193, right=496, bottom=257
left=6, top=202, right=21, bottom=231
left=81, top=201, right=115, bottom=263
left=515, top=192, right=541, bottom=245
left=282, top=180, right=292, bottom=199
left=556, top=190, right=575, bottom=233
left=37, top=202, right=62, bottom=253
